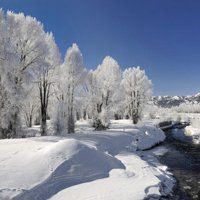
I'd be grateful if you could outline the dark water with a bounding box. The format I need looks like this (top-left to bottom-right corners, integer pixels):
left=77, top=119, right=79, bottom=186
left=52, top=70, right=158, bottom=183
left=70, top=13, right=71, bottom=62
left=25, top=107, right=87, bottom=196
left=158, top=129, right=200, bottom=200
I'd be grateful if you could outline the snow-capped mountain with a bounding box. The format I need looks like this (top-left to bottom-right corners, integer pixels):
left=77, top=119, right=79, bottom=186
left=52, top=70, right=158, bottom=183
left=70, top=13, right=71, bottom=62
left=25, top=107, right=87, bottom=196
left=153, top=93, right=200, bottom=108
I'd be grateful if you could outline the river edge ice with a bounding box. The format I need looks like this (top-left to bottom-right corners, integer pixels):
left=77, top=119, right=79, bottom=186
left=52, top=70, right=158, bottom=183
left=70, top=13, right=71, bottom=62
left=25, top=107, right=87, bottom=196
left=0, top=120, right=175, bottom=200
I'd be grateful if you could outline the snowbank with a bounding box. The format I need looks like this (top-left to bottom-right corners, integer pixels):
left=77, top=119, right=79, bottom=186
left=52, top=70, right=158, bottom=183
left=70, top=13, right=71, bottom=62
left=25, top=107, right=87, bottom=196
left=135, top=125, right=166, bottom=150
left=0, top=120, right=172, bottom=200
left=0, top=138, right=81, bottom=199
left=109, top=120, right=166, bottom=150
left=185, top=126, right=200, bottom=144
left=49, top=152, right=174, bottom=200
left=185, top=126, right=200, bottom=136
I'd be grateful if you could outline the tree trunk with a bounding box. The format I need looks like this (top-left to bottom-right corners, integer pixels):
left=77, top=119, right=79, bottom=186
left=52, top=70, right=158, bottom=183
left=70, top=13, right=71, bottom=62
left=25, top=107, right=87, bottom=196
left=132, top=111, right=139, bottom=124
left=38, top=74, right=51, bottom=136
left=132, top=116, right=138, bottom=124
left=67, top=84, right=75, bottom=134
left=10, top=111, right=20, bottom=138
left=67, top=114, right=74, bottom=133
left=93, top=118, right=107, bottom=130
left=29, top=115, right=32, bottom=127
left=41, top=112, right=47, bottom=136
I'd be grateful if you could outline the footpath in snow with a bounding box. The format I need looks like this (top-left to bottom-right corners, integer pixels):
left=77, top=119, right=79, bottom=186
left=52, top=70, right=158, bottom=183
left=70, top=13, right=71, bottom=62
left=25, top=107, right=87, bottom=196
left=0, top=120, right=175, bottom=200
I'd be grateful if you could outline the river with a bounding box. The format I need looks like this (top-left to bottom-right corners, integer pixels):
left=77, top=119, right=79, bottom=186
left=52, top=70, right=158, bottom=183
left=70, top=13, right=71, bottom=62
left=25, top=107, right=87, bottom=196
left=157, top=128, right=200, bottom=200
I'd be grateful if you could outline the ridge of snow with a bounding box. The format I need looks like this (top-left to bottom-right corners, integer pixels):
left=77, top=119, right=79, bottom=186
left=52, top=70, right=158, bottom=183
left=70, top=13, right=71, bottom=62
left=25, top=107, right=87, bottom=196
left=0, top=120, right=174, bottom=200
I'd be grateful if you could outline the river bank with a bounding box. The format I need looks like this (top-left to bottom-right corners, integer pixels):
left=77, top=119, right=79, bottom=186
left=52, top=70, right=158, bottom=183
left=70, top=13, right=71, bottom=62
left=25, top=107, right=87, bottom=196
left=153, top=128, right=200, bottom=200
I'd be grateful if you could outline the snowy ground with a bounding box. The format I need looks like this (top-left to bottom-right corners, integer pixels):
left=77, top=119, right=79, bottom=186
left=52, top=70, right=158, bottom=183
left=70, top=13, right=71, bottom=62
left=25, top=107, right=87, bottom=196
left=185, top=126, right=200, bottom=136
left=184, top=126, right=200, bottom=144
left=175, top=113, right=200, bottom=144
left=0, top=120, right=175, bottom=200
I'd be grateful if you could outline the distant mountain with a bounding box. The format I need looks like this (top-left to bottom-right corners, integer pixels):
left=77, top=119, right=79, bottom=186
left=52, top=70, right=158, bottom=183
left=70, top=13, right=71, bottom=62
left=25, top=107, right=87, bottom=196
left=153, top=93, right=200, bottom=108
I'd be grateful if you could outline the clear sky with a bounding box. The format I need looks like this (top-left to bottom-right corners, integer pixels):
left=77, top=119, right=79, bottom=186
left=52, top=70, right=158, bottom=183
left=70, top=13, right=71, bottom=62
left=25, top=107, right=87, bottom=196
left=1, top=0, right=200, bottom=96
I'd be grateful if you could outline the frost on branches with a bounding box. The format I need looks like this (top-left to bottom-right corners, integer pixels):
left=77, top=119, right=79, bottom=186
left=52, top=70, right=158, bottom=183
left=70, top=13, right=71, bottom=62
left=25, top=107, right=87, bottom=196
left=0, top=10, right=60, bottom=137
left=37, top=32, right=60, bottom=136
left=52, top=44, right=86, bottom=134
left=0, top=10, right=48, bottom=137
left=0, top=9, right=153, bottom=137
left=86, top=56, right=121, bottom=130
left=121, top=67, right=152, bottom=124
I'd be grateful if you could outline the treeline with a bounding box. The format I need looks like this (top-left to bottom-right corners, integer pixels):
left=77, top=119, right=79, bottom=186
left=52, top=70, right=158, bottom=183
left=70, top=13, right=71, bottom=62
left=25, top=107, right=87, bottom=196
left=174, top=103, right=200, bottom=113
left=0, top=10, right=152, bottom=138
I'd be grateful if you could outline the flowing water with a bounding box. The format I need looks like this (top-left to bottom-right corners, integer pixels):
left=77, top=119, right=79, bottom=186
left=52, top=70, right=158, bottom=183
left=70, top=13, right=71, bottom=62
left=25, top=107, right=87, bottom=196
left=158, top=129, right=200, bottom=200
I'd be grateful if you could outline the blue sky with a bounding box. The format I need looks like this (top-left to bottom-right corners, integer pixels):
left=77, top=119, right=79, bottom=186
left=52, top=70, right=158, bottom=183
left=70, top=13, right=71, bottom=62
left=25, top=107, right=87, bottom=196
left=1, top=0, right=200, bottom=96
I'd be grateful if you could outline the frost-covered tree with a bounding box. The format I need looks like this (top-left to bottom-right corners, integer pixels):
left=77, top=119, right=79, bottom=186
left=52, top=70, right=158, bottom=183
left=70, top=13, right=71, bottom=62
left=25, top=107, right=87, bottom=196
left=0, top=10, right=60, bottom=137
left=121, top=66, right=152, bottom=124
left=0, top=11, right=50, bottom=137
left=50, top=62, right=67, bottom=135
left=21, top=86, right=39, bottom=128
left=53, top=44, right=85, bottom=134
left=0, top=10, right=11, bottom=138
left=175, top=102, right=200, bottom=113
left=87, top=56, right=121, bottom=130
left=37, top=32, right=60, bottom=136
left=65, top=44, right=86, bottom=133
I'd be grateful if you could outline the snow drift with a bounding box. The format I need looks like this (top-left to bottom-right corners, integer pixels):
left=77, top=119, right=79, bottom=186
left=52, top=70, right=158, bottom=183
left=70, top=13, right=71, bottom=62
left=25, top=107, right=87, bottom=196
left=0, top=122, right=173, bottom=200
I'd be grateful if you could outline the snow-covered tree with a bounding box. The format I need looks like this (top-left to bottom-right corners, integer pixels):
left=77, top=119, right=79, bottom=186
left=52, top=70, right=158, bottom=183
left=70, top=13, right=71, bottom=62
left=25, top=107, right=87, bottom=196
left=21, top=86, right=39, bottom=127
left=0, top=10, right=11, bottom=138
left=0, top=11, right=47, bottom=137
left=175, top=102, right=200, bottom=113
left=121, top=66, right=152, bottom=124
left=0, top=10, right=60, bottom=137
left=87, top=56, right=121, bottom=130
left=37, top=32, right=60, bottom=136
left=53, top=44, right=85, bottom=134
left=0, top=8, right=155, bottom=138
left=51, top=64, right=66, bottom=135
